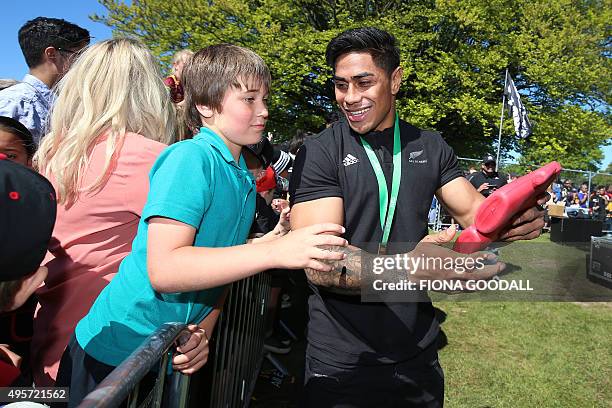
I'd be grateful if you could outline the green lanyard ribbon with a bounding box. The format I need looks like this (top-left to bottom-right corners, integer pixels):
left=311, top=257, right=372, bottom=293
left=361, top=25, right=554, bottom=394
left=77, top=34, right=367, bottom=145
left=359, top=114, right=402, bottom=253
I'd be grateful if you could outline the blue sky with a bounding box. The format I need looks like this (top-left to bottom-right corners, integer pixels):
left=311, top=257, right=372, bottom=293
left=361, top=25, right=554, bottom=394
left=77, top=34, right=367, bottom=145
left=1, top=0, right=113, bottom=78
left=1, top=1, right=610, bottom=170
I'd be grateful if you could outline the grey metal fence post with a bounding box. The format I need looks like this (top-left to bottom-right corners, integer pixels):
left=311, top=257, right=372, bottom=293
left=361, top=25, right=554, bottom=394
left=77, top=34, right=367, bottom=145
left=587, top=171, right=592, bottom=209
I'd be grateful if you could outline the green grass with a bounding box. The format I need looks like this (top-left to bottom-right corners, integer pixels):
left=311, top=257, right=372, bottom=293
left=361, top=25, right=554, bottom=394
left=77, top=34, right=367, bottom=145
left=438, top=302, right=611, bottom=407
left=435, top=234, right=612, bottom=407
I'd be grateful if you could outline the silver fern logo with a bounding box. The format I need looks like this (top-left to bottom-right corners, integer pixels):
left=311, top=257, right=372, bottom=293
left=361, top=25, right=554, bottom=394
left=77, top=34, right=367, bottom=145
left=408, top=150, right=427, bottom=164
left=408, top=150, right=423, bottom=159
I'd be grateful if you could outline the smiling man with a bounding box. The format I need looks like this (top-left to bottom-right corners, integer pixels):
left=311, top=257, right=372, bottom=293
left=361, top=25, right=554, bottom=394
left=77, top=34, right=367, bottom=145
left=290, top=27, right=546, bottom=407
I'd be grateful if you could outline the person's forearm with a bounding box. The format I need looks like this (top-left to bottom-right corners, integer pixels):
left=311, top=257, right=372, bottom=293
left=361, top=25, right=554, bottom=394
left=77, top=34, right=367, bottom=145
left=454, top=193, right=485, bottom=227
left=304, top=244, right=366, bottom=295
left=436, top=179, right=486, bottom=229
left=197, top=287, right=228, bottom=337
left=248, top=228, right=285, bottom=244
left=305, top=245, right=411, bottom=295
left=149, top=243, right=277, bottom=293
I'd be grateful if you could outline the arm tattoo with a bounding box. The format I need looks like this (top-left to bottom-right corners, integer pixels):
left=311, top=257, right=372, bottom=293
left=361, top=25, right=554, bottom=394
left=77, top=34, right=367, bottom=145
left=304, top=245, right=364, bottom=295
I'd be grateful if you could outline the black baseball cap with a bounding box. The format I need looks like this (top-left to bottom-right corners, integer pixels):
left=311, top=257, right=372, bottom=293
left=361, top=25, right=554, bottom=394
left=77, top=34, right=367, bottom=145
left=0, top=155, right=56, bottom=282
left=482, top=154, right=496, bottom=164
left=243, top=137, right=274, bottom=169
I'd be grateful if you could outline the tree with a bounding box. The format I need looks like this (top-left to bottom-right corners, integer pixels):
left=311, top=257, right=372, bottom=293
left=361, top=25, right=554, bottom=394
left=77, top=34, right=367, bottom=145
left=94, top=0, right=611, bottom=168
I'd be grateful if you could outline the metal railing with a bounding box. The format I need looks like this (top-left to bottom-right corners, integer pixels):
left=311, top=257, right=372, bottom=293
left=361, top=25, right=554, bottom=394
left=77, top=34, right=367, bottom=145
left=77, top=322, right=190, bottom=408
left=78, top=272, right=271, bottom=408
left=207, top=271, right=270, bottom=407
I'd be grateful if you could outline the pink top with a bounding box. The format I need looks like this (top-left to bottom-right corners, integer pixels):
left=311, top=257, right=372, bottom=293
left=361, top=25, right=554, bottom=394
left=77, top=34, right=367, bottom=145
left=31, top=132, right=166, bottom=385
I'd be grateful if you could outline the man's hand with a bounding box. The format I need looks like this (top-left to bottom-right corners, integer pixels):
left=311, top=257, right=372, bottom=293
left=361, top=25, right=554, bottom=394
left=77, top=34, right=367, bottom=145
left=498, top=192, right=548, bottom=241
left=411, top=225, right=504, bottom=290
left=172, top=325, right=209, bottom=375
left=477, top=183, right=490, bottom=193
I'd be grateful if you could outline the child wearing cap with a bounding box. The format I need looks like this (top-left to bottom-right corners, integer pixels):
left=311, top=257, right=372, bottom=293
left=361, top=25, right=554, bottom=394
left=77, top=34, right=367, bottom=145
left=56, top=44, right=346, bottom=405
left=0, top=116, right=36, bottom=167
left=243, top=137, right=287, bottom=235
left=257, top=166, right=278, bottom=203
left=0, top=157, right=56, bottom=386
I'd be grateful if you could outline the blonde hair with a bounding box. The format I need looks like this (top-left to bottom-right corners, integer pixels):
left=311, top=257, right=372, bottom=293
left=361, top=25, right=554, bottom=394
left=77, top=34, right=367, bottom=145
left=35, top=38, right=177, bottom=205
left=172, top=49, right=194, bottom=65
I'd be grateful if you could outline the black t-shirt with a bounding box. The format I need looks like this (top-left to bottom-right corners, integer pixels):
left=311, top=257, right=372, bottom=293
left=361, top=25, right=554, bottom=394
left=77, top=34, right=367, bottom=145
left=468, top=170, right=507, bottom=197
left=590, top=194, right=607, bottom=220
left=289, top=118, right=463, bottom=365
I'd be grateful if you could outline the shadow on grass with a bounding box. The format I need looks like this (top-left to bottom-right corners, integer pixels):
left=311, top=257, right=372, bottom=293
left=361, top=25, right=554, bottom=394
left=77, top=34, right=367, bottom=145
left=434, top=306, right=449, bottom=350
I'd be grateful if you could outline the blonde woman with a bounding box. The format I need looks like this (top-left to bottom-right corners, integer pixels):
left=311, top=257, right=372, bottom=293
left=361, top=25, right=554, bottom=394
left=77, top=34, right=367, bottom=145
left=32, top=38, right=177, bottom=385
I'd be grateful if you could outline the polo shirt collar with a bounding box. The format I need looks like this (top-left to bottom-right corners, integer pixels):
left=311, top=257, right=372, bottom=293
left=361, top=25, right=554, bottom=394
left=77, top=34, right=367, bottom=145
left=194, top=127, right=249, bottom=172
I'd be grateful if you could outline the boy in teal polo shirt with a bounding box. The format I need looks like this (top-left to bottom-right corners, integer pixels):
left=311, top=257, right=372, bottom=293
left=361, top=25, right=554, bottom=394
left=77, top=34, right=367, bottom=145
left=56, top=44, right=347, bottom=405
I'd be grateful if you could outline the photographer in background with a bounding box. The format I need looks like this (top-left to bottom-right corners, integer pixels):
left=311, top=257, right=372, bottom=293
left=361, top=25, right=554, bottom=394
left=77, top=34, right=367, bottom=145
left=468, top=154, right=507, bottom=197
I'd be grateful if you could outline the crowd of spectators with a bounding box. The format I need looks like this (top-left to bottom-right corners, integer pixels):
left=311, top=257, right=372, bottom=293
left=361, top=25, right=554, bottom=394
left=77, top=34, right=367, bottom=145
left=0, top=15, right=604, bottom=407
left=0, top=17, right=338, bottom=397
left=550, top=179, right=611, bottom=221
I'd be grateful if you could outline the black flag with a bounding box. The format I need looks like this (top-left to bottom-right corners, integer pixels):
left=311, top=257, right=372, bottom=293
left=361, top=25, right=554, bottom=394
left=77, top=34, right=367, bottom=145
left=505, top=74, right=532, bottom=139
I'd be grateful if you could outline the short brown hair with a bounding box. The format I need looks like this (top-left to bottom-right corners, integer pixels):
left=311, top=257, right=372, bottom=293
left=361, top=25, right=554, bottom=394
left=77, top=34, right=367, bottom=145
left=183, top=44, right=271, bottom=131
left=0, top=279, right=22, bottom=312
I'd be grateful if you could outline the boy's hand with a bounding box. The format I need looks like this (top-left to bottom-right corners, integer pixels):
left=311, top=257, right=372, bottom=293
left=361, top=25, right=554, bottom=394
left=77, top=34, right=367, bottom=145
left=172, top=325, right=209, bottom=375
left=274, top=223, right=348, bottom=271
left=271, top=205, right=291, bottom=237
left=271, top=198, right=289, bottom=214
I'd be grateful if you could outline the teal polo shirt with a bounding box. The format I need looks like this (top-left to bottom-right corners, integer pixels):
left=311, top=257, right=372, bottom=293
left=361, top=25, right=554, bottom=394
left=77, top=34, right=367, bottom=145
left=75, top=127, right=256, bottom=366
